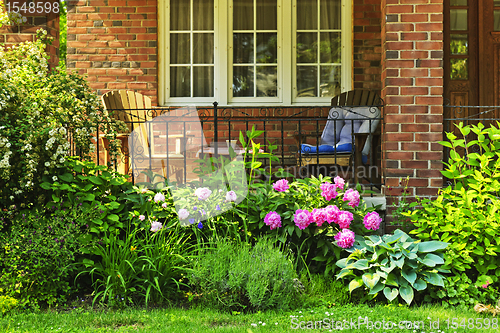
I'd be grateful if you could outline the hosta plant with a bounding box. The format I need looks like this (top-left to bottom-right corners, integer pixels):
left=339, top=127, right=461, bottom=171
left=336, top=229, right=449, bottom=305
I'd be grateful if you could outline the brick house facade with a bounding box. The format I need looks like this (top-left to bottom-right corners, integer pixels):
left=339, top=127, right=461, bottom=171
left=2, top=0, right=449, bottom=218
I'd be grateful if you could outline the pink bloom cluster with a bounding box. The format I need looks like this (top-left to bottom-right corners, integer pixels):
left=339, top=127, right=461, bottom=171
left=320, top=182, right=338, bottom=201
left=333, top=176, right=345, bottom=190
left=264, top=211, right=282, bottom=230
left=343, top=189, right=360, bottom=207
left=178, top=208, right=189, bottom=220
left=294, top=209, right=312, bottom=230
left=195, top=187, right=212, bottom=200
left=337, top=211, right=354, bottom=229
left=150, top=221, right=163, bottom=233
left=335, top=229, right=355, bottom=249
left=363, top=211, right=382, bottom=230
left=225, top=190, right=237, bottom=202
left=272, top=179, right=289, bottom=192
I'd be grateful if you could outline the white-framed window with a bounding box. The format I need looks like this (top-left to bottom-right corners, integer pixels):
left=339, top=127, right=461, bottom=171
left=159, top=0, right=352, bottom=106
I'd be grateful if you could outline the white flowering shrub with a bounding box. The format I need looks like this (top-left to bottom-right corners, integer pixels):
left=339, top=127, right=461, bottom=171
left=0, top=1, right=27, bottom=27
left=0, top=30, right=122, bottom=204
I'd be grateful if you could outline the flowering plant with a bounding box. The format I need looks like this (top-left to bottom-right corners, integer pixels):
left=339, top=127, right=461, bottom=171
left=0, top=30, right=123, bottom=205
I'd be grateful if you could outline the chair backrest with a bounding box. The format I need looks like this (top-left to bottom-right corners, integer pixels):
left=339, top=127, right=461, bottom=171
left=331, top=90, right=380, bottom=107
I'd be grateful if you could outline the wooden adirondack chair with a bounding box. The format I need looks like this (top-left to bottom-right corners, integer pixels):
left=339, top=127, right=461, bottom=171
left=293, top=90, right=382, bottom=184
left=101, top=90, right=188, bottom=183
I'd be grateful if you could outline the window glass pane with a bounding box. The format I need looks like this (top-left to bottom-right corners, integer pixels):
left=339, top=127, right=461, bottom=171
left=233, top=67, right=255, bottom=97
left=234, top=33, right=254, bottom=64
left=495, top=0, right=500, bottom=6
left=450, top=34, right=468, bottom=55
left=297, top=33, right=317, bottom=63
left=450, top=9, right=467, bottom=30
left=193, top=0, right=214, bottom=30
left=450, top=0, right=467, bottom=5
left=450, top=58, right=468, bottom=80
left=193, top=67, right=214, bottom=97
left=256, top=66, right=277, bottom=97
left=495, top=11, right=500, bottom=31
left=234, top=0, right=253, bottom=30
left=256, top=0, right=277, bottom=30
left=297, top=66, right=318, bottom=97
left=170, top=34, right=190, bottom=64
left=256, top=33, right=277, bottom=64
left=320, top=32, right=341, bottom=63
left=170, top=67, right=191, bottom=97
left=320, top=0, right=341, bottom=30
left=193, top=34, right=214, bottom=64
left=297, top=0, right=317, bottom=30
left=320, top=66, right=341, bottom=97
left=170, top=0, right=190, bottom=31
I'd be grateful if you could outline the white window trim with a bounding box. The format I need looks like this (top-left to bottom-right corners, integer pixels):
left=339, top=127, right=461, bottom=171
left=158, top=0, right=352, bottom=107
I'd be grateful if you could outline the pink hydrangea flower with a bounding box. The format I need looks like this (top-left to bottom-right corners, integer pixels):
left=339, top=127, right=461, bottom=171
left=195, top=187, right=212, bottom=200
left=225, top=190, right=237, bottom=202
left=335, top=229, right=355, bottom=249
left=363, top=211, right=382, bottom=230
left=311, top=208, right=327, bottom=227
left=320, top=182, right=338, bottom=201
left=178, top=208, right=189, bottom=220
left=337, top=211, right=354, bottom=229
left=154, top=192, right=165, bottom=203
left=272, top=179, right=289, bottom=192
left=264, top=211, right=282, bottom=230
left=324, top=205, right=340, bottom=224
left=334, top=176, right=345, bottom=190
left=343, top=189, right=360, bottom=207
left=139, top=215, right=146, bottom=221
left=150, top=221, right=163, bottom=233
left=294, top=209, right=312, bottom=230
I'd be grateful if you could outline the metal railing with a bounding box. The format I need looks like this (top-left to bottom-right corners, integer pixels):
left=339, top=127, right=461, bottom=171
left=92, top=103, right=384, bottom=193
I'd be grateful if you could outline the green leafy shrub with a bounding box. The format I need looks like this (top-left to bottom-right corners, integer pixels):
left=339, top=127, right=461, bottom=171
left=189, top=237, right=298, bottom=311
left=299, top=273, right=350, bottom=308
left=0, top=30, right=123, bottom=205
left=408, top=122, right=500, bottom=291
left=336, top=229, right=449, bottom=305
left=0, top=203, right=92, bottom=308
left=0, top=295, right=18, bottom=315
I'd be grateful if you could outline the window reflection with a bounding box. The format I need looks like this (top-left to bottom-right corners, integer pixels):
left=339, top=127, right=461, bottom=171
left=450, top=58, right=468, bottom=80
left=450, top=34, right=468, bottom=55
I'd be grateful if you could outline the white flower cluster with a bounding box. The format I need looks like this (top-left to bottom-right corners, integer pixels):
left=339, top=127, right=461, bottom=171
left=0, top=8, right=27, bottom=26
left=0, top=135, right=12, bottom=179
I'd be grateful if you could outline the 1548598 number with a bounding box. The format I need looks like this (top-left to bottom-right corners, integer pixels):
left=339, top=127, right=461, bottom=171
left=6, top=1, right=60, bottom=14
left=445, top=317, right=498, bottom=330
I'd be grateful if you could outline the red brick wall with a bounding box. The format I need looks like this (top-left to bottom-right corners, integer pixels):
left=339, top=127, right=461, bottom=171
left=381, top=0, right=444, bottom=222
left=353, top=0, right=383, bottom=91
left=0, top=1, right=59, bottom=68
left=66, top=0, right=158, bottom=103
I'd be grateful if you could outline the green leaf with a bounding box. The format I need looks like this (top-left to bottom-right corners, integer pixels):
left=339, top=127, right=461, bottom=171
left=59, top=173, right=74, bottom=182
left=383, top=287, right=399, bottom=302
left=399, top=285, right=414, bottom=305
left=89, top=176, right=104, bottom=185
left=92, top=218, right=103, bottom=225
left=425, top=272, right=445, bottom=287
left=368, top=282, right=385, bottom=295
left=362, top=273, right=380, bottom=289
left=348, top=259, right=370, bottom=270
left=349, top=277, right=363, bottom=293
left=336, top=268, right=354, bottom=279
left=381, top=261, right=396, bottom=273
left=402, top=269, right=417, bottom=285
left=424, top=253, right=444, bottom=265
left=107, top=214, right=119, bottom=222
left=392, top=256, right=405, bottom=269
left=110, top=177, right=126, bottom=185
left=418, top=241, right=448, bottom=253
left=413, top=279, right=427, bottom=291
left=385, top=273, right=399, bottom=287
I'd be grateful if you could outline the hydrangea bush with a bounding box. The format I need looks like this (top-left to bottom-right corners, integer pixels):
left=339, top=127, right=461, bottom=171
left=0, top=30, right=122, bottom=205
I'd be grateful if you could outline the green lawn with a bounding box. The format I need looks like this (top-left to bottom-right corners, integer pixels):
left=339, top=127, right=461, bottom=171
left=1, top=303, right=498, bottom=333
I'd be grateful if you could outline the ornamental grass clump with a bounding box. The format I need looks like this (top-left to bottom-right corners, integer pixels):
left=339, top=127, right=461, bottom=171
left=0, top=29, right=123, bottom=205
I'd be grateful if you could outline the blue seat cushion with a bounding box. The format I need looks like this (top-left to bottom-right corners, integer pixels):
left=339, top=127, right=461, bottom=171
left=301, top=143, right=352, bottom=154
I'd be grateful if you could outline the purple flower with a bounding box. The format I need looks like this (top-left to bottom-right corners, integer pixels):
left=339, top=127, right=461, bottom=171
left=154, top=192, right=165, bottom=203
left=333, top=176, right=345, bottom=190
left=363, top=212, right=382, bottom=230
left=337, top=211, right=354, bottom=229
left=216, top=205, right=221, bottom=211
left=272, top=179, right=289, bottom=192
left=195, top=187, right=212, bottom=200
left=197, top=222, right=203, bottom=229
left=193, top=206, right=197, bottom=211
left=311, top=208, right=327, bottom=227
left=178, top=209, right=189, bottom=220
left=139, top=215, right=146, bottom=221
left=324, top=205, right=340, bottom=224
left=28, top=239, right=32, bottom=244
left=335, top=229, right=355, bottom=249
left=264, top=211, right=282, bottom=230
left=320, top=182, right=338, bottom=201
left=189, top=218, right=195, bottom=224
left=226, top=191, right=237, bottom=202
left=150, top=221, right=163, bottom=232
left=294, top=209, right=312, bottom=230
left=343, top=189, right=360, bottom=207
